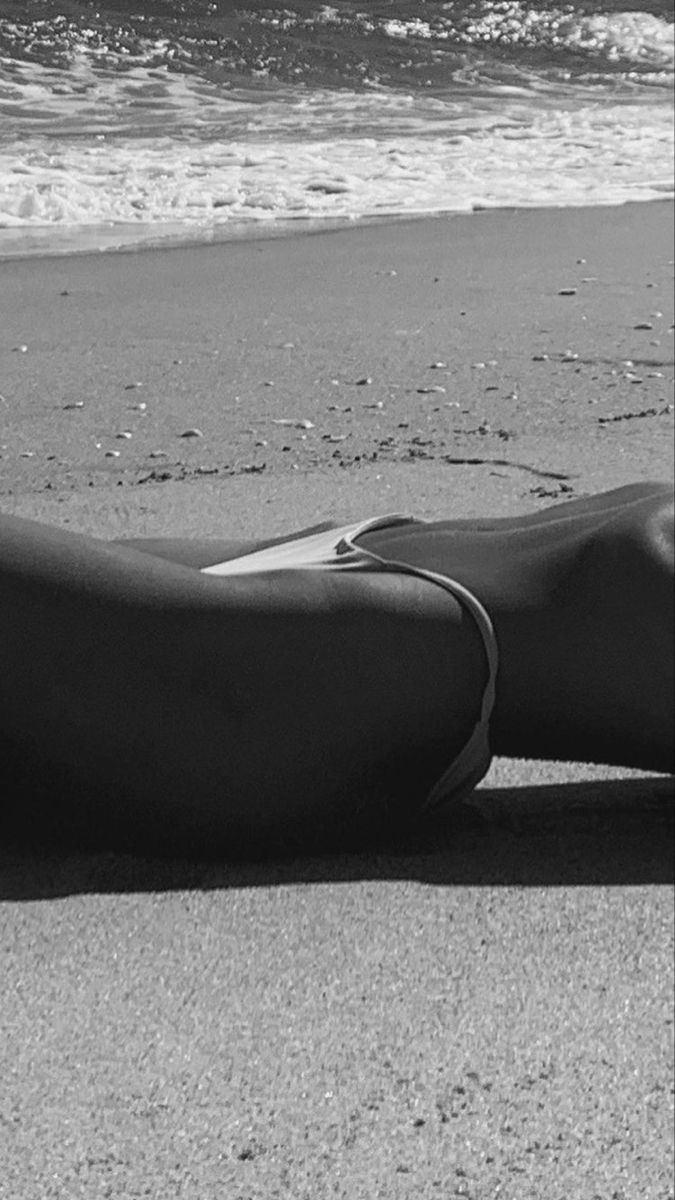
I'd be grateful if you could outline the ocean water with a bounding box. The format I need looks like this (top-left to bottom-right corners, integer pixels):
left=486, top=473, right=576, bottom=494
left=0, top=0, right=672, bottom=256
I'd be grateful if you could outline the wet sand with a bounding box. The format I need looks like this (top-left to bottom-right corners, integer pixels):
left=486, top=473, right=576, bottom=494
left=0, top=203, right=673, bottom=1198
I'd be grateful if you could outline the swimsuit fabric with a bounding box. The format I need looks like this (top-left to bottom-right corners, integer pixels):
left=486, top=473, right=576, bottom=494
left=202, top=516, right=498, bottom=811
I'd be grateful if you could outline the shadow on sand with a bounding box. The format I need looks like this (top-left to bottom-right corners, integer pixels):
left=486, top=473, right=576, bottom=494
left=1, top=775, right=672, bottom=901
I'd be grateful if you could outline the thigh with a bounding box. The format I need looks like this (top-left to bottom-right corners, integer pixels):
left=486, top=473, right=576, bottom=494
left=1, top=513, right=482, bottom=856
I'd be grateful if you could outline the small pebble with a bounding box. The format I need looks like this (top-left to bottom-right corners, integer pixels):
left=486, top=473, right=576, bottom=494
left=629, top=378, right=644, bottom=384
left=322, top=434, right=348, bottom=443
left=634, top=322, right=654, bottom=331
left=129, top=402, right=147, bottom=411
left=355, top=377, right=373, bottom=386
left=471, top=362, right=486, bottom=369
left=558, top=288, right=577, bottom=296
left=621, top=360, right=634, bottom=368
left=532, top=354, right=549, bottom=362
left=180, top=428, right=203, bottom=438
left=148, top=450, right=167, bottom=458
left=651, top=311, right=664, bottom=318
left=272, top=418, right=314, bottom=429
left=104, top=450, right=121, bottom=458
left=562, top=353, right=579, bottom=363
left=116, top=431, right=133, bottom=439
left=485, top=385, right=499, bottom=392
left=576, top=258, right=586, bottom=264
left=63, top=401, right=84, bottom=410
left=124, top=382, right=143, bottom=390
left=417, top=385, right=446, bottom=394
left=263, top=381, right=274, bottom=387
left=647, top=372, right=664, bottom=378
left=255, top=440, right=268, bottom=448
left=429, top=362, right=448, bottom=369
left=19, top=450, right=34, bottom=458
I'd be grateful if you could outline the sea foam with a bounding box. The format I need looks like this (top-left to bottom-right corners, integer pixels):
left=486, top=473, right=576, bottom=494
left=0, top=2, right=672, bottom=256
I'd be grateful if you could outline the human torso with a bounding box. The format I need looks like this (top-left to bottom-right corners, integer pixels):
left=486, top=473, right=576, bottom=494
left=202, top=515, right=498, bottom=812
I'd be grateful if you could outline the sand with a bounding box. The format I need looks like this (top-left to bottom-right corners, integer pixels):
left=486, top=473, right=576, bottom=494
left=2, top=201, right=674, bottom=526
left=0, top=203, right=673, bottom=1199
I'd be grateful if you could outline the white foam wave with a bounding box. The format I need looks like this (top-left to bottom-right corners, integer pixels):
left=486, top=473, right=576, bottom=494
left=0, top=97, right=672, bottom=249
left=379, top=6, right=675, bottom=66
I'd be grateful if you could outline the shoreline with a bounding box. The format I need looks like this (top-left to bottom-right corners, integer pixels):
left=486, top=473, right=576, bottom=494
left=0, top=195, right=673, bottom=265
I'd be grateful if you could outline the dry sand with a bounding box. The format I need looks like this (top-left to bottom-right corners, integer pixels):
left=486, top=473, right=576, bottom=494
left=0, top=203, right=673, bottom=1198
left=2, top=201, right=674, bottom=526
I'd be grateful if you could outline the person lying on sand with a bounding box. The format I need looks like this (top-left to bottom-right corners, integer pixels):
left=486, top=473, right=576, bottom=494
left=1, top=482, right=672, bottom=857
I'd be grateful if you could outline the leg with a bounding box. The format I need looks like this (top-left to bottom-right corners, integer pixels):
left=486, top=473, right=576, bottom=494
left=0, top=513, right=484, bottom=856
left=1, top=484, right=671, bottom=858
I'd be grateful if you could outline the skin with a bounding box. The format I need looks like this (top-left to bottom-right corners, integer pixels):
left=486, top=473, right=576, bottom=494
left=0, top=482, right=672, bottom=857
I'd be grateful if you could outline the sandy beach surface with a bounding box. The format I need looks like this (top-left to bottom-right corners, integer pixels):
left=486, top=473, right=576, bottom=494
left=0, top=203, right=673, bottom=1198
